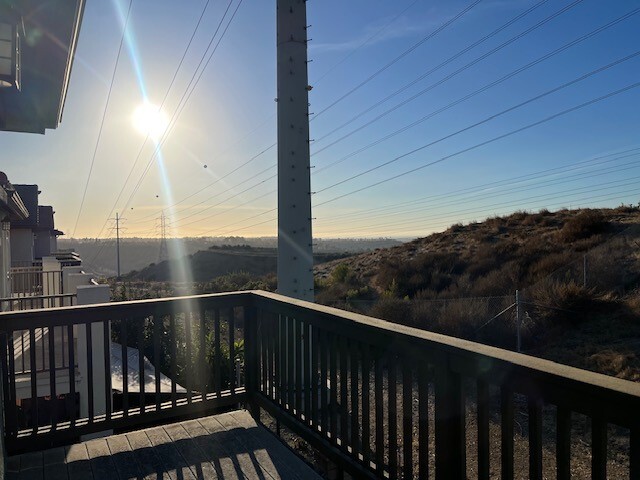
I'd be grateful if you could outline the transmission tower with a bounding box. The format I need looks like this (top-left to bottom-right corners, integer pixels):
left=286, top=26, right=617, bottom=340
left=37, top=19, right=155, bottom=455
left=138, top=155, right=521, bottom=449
left=157, top=211, right=168, bottom=262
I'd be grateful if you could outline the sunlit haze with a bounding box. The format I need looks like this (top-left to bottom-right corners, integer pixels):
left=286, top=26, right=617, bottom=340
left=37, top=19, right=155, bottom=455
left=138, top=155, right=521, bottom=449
left=1, top=0, right=638, bottom=240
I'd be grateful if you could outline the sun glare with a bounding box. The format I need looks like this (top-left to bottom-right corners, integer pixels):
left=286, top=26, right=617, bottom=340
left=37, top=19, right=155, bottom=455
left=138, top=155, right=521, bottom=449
left=132, top=102, right=169, bottom=140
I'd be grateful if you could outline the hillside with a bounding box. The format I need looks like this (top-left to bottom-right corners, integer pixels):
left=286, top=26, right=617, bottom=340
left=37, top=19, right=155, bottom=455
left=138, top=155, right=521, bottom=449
left=126, top=245, right=349, bottom=282
left=61, top=237, right=401, bottom=276
left=314, top=207, right=640, bottom=379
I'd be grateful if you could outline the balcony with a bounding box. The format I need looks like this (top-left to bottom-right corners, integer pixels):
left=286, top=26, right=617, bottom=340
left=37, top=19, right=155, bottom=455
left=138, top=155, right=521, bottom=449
left=0, top=291, right=639, bottom=479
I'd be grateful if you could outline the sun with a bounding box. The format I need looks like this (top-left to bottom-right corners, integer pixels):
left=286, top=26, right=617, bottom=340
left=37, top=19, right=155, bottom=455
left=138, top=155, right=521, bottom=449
left=131, top=102, right=169, bottom=140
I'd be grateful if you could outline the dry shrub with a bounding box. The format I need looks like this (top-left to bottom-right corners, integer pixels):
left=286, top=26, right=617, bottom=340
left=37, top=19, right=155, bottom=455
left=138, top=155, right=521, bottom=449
left=587, top=350, right=640, bottom=381
left=558, top=210, right=609, bottom=243
left=368, top=297, right=412, bottom=326
left=527, top=281, right=597, bottom=324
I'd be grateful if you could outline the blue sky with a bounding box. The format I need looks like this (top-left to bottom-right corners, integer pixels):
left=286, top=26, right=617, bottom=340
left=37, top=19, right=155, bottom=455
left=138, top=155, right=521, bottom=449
left=1, top=0, right=639, bottom=239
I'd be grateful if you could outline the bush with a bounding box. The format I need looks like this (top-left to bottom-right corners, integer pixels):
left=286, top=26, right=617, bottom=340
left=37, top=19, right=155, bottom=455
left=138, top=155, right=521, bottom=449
left=369, top=298, right=412, bottom=325
left=558, top=210, right=609, bottom=243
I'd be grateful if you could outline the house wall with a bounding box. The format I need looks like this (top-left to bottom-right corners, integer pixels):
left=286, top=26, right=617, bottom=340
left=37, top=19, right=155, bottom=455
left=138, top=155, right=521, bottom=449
left=34, top=231, right=52, bottom=259
left=0, top=222, right=10, bottom=299
left=10, top=228, right=34, bottom=266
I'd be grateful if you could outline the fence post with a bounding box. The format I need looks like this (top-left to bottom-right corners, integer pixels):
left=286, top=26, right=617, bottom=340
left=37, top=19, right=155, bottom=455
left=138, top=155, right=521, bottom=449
left=516, top=290, right=522, bottom=353
left=244, top=299, right=260, bottom=419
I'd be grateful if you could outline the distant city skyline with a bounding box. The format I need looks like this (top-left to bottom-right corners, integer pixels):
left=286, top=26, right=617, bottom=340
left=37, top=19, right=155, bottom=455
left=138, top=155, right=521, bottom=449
left=1, top=0, right=639, bottom=239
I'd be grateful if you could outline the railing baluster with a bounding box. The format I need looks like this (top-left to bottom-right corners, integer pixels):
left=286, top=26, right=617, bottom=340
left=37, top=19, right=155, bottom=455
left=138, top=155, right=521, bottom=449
left=268, top=312, right=275, bottom=400
left=351, top=340, right=360, bottom=458
left=169, top=314, right=177, bottom=407
left=630, top=426, right=640, bottom=480
left=2, top=332, right=17, bottom=441
left=276, top=313, right=283, bottom=406
left=214, top=309, right=222, bottom=397
left=29, top=328, right=38, bottom=432
left=260, top=310, right=267, bottom=395
left=418, top=366, right=429, bottom=480
left=121, top=320, right=129, bottom=417
left=48, top=326, right=57, bottom=429
left=137, top=318, right=145, bottom=412
left=477, top=379, right=490, bottom=480
left=287, top=316, right=294, bottom=411
left=528, top=397, right=543, bottom=480
left=295, top=318, right=302, bottom=418
left=388, top=354, right=398, bottom=479
left=311, top=323, right=319, bottom=428
left=434, top=354, right=465, bottom=480
left=104, top=319, right=112, bottom=421
left=86, top=322, right=94, bottom=423
left=229, top=308, right=236, bottom=395
left=153, top=315, right=161, bottom=412
left=556, top=406, right=571, bottom=480
left=320, top=328, right=328, bottom=435
left=339, top=335, right=349, bottom=453
left=330, top=332, right=338, bottom=446
left=500, top=388, right=514, bottom=480
left=375, top=352, right=384, bottom=475
left=199, top=310, right=207, bottom=401
left=67, top=323, right=76, bottom=428
left=362, top=343, right=371, bottom=470
left=402, top=361, right=413, bottom=480
left=185, top=312, right=193, bottom=404
left=592, top=415, right=607, bottom=480
left=303, top=319, right=311, bottom=426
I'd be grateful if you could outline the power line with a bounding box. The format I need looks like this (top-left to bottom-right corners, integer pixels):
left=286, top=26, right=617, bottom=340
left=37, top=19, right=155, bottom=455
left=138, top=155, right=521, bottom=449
left=92, top=0, right=238, bottom=241
left=72, top=0, right=134, bottom=237
left=119, top=0, right=592, bottom=232
left=312, top=0, right=550, bottom=147
left=311, top=0, right=484, bottom=120
left=312, top=9, right=640, bottom=176
left=119, top=0, right=245, bottom=216
left=320, top=167, right=640, bottom=231
left=314, top=50, right=640, bottom=195
left=316, top=188, right=640, bottom=237
left=312, top=0, right=422, bottom=85
left=313, top=81, right=640, bottom=208
left=316, top=152, right=640, bottom=227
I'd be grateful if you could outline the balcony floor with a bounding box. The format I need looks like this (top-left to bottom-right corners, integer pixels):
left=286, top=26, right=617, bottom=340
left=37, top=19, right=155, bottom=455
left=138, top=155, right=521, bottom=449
left=7, top=410, right=322, bottom=480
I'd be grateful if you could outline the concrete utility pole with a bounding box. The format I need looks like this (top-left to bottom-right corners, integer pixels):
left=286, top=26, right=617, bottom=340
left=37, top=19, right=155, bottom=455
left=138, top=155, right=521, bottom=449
left=277, top=0, right=314, bottom=301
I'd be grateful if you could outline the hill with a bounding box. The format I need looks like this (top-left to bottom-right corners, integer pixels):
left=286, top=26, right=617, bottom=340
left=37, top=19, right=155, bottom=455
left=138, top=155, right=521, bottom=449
left=314, top=207, right=640, bottom=380
left=60, top=236, right=401, bottom=276
left=126, top=245, right=349, bottom=282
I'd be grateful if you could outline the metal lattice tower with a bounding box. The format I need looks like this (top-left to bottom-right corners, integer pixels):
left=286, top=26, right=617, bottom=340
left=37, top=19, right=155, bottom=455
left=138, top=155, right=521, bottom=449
left=157, top=211, right=168, bottom=263
left=277, top=0, right=314, bottom=301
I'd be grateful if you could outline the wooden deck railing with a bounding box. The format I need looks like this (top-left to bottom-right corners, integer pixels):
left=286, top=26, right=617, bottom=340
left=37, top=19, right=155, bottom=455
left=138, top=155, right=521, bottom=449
left=1, top=291, right=640, bottom=479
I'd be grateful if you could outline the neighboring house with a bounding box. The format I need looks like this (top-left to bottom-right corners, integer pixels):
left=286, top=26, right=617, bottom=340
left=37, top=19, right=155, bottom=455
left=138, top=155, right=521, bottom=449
left=0, top=172, right=28, bottom=299
left=9, top=184, right=64, bottom=268
left=0, top=0, right=85, bottom=134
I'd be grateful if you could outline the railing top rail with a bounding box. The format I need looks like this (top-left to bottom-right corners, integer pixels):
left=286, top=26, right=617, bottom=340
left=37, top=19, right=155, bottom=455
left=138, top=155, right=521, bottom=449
left=250, top=291, right=640, bottom=404
left=0, top=294, right=76, bottom=302
left=0, top=291, right=253, bottom=329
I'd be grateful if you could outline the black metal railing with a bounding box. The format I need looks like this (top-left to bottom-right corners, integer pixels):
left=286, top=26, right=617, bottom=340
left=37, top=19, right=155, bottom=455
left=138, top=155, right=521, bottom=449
left=9, top=268, right=64, bottom=297
left=248, top=291, right=640, bottom=480
left=0, top=293, right=76, bottom=312
left=0, top=293, right=247, bottom=453
left=1, top=291, right=640, bottom=480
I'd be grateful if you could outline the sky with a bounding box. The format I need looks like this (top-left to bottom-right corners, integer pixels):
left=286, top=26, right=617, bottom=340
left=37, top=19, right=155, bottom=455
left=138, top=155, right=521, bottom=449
left=1, top=0, right=639, bottom=240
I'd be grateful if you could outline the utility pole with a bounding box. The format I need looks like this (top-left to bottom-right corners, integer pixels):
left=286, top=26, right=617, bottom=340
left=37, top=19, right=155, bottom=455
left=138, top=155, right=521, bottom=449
left=158, top=211, right=168, bottom=263
left=277, top=0, right=314, bottom=301
left=115, top=212, right=121, bottom=279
